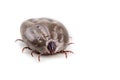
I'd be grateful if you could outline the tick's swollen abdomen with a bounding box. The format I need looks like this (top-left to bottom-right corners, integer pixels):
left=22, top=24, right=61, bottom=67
left=20, top=18, right=69, bottom=54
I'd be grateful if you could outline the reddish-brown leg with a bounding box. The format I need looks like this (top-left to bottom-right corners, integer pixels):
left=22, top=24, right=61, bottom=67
left=22, top=47, right=32, bottom=53
left=38, top=54, right=41, bottom=62
left=67, top=42, right=74, bottom=45
left=64, top=52, right=67, bottom=58
left=31, top=51, right=34, bottom=57
left=61, top=50, right=73, bottom=54
left=15, top=39, right=24, bottom=42
left=57, top=50, right=73, bottom=58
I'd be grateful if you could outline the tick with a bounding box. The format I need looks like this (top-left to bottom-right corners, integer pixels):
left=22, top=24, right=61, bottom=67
left=16, top=18, right=73, bottom=61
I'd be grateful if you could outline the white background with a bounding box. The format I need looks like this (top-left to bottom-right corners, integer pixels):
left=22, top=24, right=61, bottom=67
left=0, top=0, right=120, bottom=80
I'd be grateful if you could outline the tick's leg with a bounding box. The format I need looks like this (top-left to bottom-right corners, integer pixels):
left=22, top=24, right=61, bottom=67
left=22, top=47, right=32, bottom=53
left=31, top=51, right=34, bottom=57
left=57, top=50, right=73, bottom=58
left=38, top=54, right=41, bottom=62
left=59, top=50, right=73, bottom=54
left=64, top=51, right=67, bottom=58
left=62, top=50, right=73, bottom=54
left=15, top=39, right=24, bottom=42
left=67, top=42, right=74, bottom=45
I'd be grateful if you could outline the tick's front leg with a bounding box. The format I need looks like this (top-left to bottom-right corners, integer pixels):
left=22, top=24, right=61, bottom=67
left=56, top=50, right=73, bottom=58
left=22, top=47, right=32, bottom=53
left=15, top=39, right=24, bottom=42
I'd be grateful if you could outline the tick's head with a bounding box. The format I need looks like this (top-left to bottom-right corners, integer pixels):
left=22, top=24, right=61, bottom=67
left=47, top=41, right=56, bottom=54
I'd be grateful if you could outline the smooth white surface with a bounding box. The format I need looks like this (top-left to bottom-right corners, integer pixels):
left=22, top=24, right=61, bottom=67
left=0, top=0, right=120, bottom=80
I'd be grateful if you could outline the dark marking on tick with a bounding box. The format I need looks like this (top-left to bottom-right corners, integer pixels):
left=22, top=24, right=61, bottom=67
left=47, top=41, right=56, bottom=54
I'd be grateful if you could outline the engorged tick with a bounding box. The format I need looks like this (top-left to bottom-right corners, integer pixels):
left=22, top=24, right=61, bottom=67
left=16, top=18, right=73, bottom=61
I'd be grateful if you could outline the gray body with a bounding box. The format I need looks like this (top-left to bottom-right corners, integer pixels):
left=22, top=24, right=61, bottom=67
left=20, top=18, right=69, bottom=55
